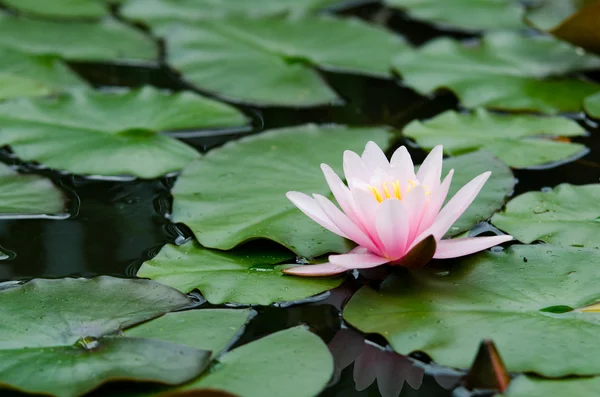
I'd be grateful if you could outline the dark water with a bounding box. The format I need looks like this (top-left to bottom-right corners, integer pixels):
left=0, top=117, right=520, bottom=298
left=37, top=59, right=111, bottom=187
left=2, top=2, right=600, bottom=397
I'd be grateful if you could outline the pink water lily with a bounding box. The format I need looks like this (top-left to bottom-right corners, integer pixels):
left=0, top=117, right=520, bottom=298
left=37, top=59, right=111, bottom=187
left=283, top=142, right=512, bottom=276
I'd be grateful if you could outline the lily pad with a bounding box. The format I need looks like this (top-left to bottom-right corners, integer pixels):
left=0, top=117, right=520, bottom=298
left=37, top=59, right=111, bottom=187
left=438, top=150, right=514, bottom=236
left=0, top=48, right=86, bottom=100
left=0, top=276, right=211, bottom=397
left=171, top=124, right=392, bottom=257
left=2, top=0, right=108, bottom=18
left=175, top=326, right=334, bottom=397
left=0, top=87, right=247, bottom=178
left=527, top=0, right=600, bottom=54
left=386, top=0, right=525, bottom=31
left=491, top=183, right=600, bottom=249
left=501, top=375, right=600, bottom=397
left=393, top=32, right=600, bottom=113
left=137, top=242, right=342, bottom=305
left=150, top=16, right=408, bottom=106
left=584, top=91, right=600, bottom=118
left=0, top=163, right=67, bottom=216
left=404, top=109, right=587, bottom=168
left=343, top=244, right=600, bottom=376
left=125, top=309, right=253, bottom=358
left=122, top=0, right=342, bottom=23
left=0, top=13, right=156, bottom=64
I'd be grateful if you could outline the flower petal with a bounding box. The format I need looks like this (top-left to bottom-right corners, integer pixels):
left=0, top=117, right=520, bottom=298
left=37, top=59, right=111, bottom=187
left=281, top=262, right=347, bottom=276
left=344, top=150, right=370, bottom=187
left=401, top=185, right=428, bottom=242
left=416, top=145, right=443, bottom=189
left=361, top=141, right=389, bottom=170
left=286, top=191, right=347, bottom=238
left=329, top=251, right=389, bottom=269
left=376, top=199, right=409, bottom=260
left=433, top=235, right=513, bottom=259
left=321, top=163, right=359, bottom=222
left=390, top=145, right=416, bottom=182
left=416, top=169, right=454, bottom=236
left=314, top=194, right=380, bottom=253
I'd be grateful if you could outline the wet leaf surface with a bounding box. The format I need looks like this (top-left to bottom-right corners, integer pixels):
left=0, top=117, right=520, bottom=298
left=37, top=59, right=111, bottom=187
left=491, top=183, right=600, bottom=248
left=343, top=245, right=600, bottom=376
left=2, top=0, right=108, bottom=18
left=500, top=375, right=600, bottom=397
left=0, top=87, right=247, bottom=178
left=404, top=109, right=587, bottom=168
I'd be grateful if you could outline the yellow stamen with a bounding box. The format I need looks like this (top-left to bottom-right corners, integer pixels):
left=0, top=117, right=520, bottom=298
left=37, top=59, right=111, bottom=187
left=369, top=186, right=383, bottom=203
left=577, top=302, right=600, bottom=312
left=382, top=182, right=392, bottom=199
left=393, top=180, right=402, bottom=199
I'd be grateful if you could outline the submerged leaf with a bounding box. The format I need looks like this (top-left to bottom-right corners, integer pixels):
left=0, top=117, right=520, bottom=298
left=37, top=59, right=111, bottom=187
left=404, top=109, right=587, bottom=168
left=343, top=245, right=600, bottom=376
left=394, top=32, right=600, bottom=113
left=491, top=183, right=600, bottom=249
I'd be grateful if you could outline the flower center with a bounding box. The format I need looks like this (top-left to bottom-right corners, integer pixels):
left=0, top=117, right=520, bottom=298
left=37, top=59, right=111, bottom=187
left=368, top=179, right=429, bottom=203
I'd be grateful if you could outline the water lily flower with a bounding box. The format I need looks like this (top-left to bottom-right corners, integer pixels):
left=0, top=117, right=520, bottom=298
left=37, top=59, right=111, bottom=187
left=283, top=142, right=512, bottom=276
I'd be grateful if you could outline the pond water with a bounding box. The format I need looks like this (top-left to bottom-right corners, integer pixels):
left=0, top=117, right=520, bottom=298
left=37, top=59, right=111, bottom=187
left=1, top=1, right=600, bottom=397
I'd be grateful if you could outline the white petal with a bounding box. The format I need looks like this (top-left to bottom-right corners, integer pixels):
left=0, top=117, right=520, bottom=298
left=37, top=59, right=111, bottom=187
left=286, top=191, right=347, bottom=238
left=390, top=145, right=416, bottom=182
left=416, top=145, right=443, bottom=189
left=433, top=235, right=513, bottom=259
left=281, top=262, right=347, bottom=276
left=321, top=163, right=359, bottom=222
left=375, top=199, right=409, bottom=260
left=344, top=150, right=370, bottom=187
left=416, top=169, right=454, bottom=236
left=329, top=251, right=389, bottom=269
left=361, top=141, right=389, bottom=170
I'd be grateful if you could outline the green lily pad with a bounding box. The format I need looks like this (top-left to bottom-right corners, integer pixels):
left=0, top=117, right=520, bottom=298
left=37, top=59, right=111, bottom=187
left=393, top=32, right=600, bottom=114
left=122, top=0, right=342, bottom=23
left=172, top=124, right=392, bottom=257
left=176, top=326, right=334, bottom=397
left=0, top=163, right=67, bottom=216
left=438, top=150, right=514, bottom=236
left=125, top=309, right=253, bottom=358
left=501, top=375, right=600, bottom=397
left=137, top=241, right=342, bottom=305
left=404, top=109, right=587, bottom=168
left=0, top=48, right=86, bottom=100
left=491, top=183, right=600, bottom=249
left=150, top=16, right=407, bottom=106
left=343, top=244, right=600, bottom=376
left=0, top=276, right=211, bottom=397
left=0, top=13, right=156, bottom=64
left=2, top=0, right=108, bottom=18
left=584, top=91, right=600, bottom=118
left=385, top=0, right=525, bottom=31
left=0, top=87, right=247, bottom=178
left=527, top=0, right=600, bottom=54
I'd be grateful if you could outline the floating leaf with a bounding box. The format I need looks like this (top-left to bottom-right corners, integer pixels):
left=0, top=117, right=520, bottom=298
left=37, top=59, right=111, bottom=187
left=0, top=48, right=86, bottom=100
left=138, top=242, right=342, bottom=305
left=174, top=326, right=334, bottom=397
left=491, top=183, right=600, bottom=249
left=404, top=109, right=587, bottom=168
left=0, top=13, right=156, bottom=64
left=0, top=277, right=210, bottom=397
left=125, top=309, right=253, bottom=358
left=501, top=375, right=600, bottom=397
left=527, top=0, right=600, bottom=54
left=0, top=163, right=66, bottom=216
left=438, top=151, right=514, bottom=236
left=172, top=124, right=392, bottom=257
left=394, top=32, right=600, bottom=113
left=2, top=0, right=108, bottom=18
left=385, top=0, right=525, bottom=31
left=149, top=16, right=407, bottom=106
left=0, top=87, right=247, bottom=178
left=584, top=91, right=600, bottom=118
left=343, top=245, right=600, bottom=376
left=122, top=0, right=342, bottom=23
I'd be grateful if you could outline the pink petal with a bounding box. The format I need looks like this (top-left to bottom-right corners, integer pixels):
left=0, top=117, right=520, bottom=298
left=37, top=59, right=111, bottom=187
left=286, top=191, right=348, bottom=238
left=375, top=199, right=409, bottom=260
left=390, top=146, right=416, bottom=182
left=354, top=344, right=379, bottom=391
left=314, top=194, right=380, bottom=253
left=416, top=145, right=443, bottom=190
left=281, top=262, right=347, bottom=276
left=411, top=171, right=491, bottom=248
left=361, top=141, right=389, bottom=170
left=351, top=187, right=385, bottom=253
left=344, top=150, right=370, bottom=187
left=433, top=235, right=513, bottom=259
left=416, top=169, right=454, bottom=236
left=329, top=251, right=389, bottom=269
left=321, top=163, right=359, bottom=222
left=402, top=185, right=428, bottom=242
